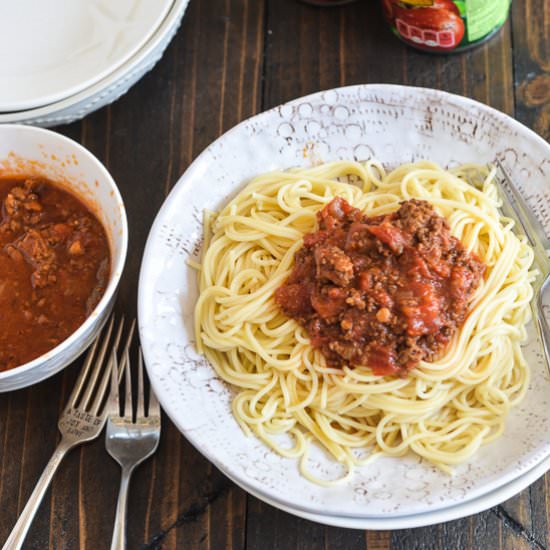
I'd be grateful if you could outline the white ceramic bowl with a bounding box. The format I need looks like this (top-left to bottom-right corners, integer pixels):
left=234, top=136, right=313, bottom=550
left=0, top=125, right=128, bottom=392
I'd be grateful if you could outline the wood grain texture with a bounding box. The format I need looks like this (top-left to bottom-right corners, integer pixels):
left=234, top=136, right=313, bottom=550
left=0, top=0, right=548, bottom=549
left=512, top=0, right=549, bottom=140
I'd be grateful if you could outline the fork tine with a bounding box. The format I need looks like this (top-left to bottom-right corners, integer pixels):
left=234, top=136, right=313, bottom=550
left=149, top=386, right=161, bottom=418
left=67, top=315, right=113, bottom=408
left=123, top=346, right=133, bottom=419
left=494, top=161, right=550, bottom=376
left=92, top=318, right=136, bottom=416
left=496, top=159, right=550, bottom=274
left=118, top=319, right=136, bottom=384
left=92, top=318, right=136, bottom=415
left=148, top=353, right=161, bottom=418
left=67, top=335, right=99, bottom=409
left=495, top=161, right=534, bottom=243
left=116, top=319, right=136, bottom=417
left=137, top=347, right=145, bottom=419
left=80, top=316, right=124, bottom=411
left=106, top=349, right=120, bottom=416
left=90, top=349, right=118, bottom=417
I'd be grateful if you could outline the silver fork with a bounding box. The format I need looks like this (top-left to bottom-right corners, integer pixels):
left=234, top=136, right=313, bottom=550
left=2, top=315, right=132, bottom=550
left=493, top=160, right=550, bottom=372
left=106, top=341, right=161, bottom=550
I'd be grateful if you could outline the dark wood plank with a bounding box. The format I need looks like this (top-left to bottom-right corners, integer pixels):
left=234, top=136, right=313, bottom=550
left=0, top=368, right=79, bottom=549
left=499, top=493, right=534, bottom=550
left=246, top=498, right=325, bottom=550
left=327, top=526, right=367, bottom=550
left=511, top=0, right=550, bottom=141
left=527, top=475, right=550, bottom=550
left=365, top=531, right=391, bottom=550
left=469, top=510, right=502, bottom=550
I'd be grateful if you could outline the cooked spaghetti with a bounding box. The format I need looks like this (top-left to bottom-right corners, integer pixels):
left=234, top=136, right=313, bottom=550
left=193, top=160, right=535, bottom=484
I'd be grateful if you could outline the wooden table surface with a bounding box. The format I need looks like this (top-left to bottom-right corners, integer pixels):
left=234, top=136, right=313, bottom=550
left=1, top=1, right=549, bottom=548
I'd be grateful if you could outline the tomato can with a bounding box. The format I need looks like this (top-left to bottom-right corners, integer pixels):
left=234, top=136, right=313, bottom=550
left=381, top=0, right=512, bottom=53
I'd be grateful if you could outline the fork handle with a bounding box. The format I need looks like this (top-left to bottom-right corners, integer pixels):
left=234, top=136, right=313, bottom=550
left=110, top=465, right=135, bottom=550
left=2, top=439, right=71, bottom=550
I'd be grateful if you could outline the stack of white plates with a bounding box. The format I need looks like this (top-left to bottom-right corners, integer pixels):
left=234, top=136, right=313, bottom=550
left=0, top=0, right=189, bottom=127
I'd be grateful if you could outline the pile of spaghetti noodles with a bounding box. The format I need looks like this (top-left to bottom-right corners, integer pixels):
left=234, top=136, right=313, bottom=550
left=193, top=160, right=535, bottom=485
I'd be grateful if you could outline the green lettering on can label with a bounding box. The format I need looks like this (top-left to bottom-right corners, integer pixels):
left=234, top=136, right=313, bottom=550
left=464, top=0, right=511, bottom=42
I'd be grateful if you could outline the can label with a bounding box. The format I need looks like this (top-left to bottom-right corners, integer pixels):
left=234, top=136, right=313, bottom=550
left=382, top=0, right=511, bottom=52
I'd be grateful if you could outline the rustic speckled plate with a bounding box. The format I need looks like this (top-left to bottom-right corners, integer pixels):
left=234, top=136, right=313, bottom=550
left=138, top=84, right=550, bottom=523
left=225, top=452, right=550, bottom=529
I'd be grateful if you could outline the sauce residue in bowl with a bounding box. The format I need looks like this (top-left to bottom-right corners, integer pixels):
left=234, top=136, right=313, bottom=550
left=0, top=175, right=111, bottom=371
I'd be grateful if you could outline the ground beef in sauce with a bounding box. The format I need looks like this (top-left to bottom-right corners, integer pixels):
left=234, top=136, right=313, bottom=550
left=0, top=176, right=110, bottom=371
left=275, top=197, right=485, bottom=376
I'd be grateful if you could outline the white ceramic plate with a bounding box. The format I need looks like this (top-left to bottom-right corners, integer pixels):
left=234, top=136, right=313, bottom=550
left=0, top=0, right=173, bottom=111
left=0, top=0, right=189, bottom=127
left=227, top=453, right=550, bottom=529
left=139, top=84, right=550, bottom=520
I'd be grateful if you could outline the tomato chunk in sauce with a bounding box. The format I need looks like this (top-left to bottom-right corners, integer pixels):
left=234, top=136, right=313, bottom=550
left=275, top=198, right=485, bottom=376
left=0, top=176, right=111, bottom=371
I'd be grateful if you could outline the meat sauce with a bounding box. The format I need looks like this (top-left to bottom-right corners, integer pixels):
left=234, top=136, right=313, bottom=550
left=0, top=176, right=110, bottom=371
left=275, top=197, right=485, bottom=376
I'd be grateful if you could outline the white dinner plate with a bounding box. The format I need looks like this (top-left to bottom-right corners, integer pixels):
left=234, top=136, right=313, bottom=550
left=139, top=84, right=550, bottom=520
left=0, top=0, right=173, bottom=111
left=227, top=453, right=550, bottom=529
left=0, top=0, right=189, bottom=127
